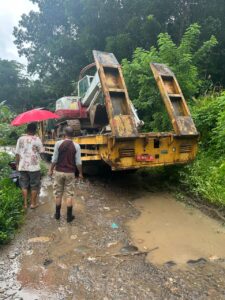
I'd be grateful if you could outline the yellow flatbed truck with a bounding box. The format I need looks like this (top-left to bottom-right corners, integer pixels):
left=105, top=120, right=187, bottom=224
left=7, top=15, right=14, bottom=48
left=40, top=51, right=198, bottom=171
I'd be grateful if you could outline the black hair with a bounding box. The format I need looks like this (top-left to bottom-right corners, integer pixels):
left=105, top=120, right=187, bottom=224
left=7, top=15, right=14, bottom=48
left=64, top=126, right=74, bottom=137
left=27, top=123, right=37, bottom=134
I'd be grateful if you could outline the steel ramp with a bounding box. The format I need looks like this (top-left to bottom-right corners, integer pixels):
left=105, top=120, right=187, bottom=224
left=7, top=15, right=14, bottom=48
left=93, top=50, right=138, bottom=138
left=150, top=63, right=198, bottom=136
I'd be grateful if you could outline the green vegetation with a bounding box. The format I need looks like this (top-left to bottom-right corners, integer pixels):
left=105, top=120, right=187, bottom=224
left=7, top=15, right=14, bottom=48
left=0, top=152, right=13, bottom=181
left=0, top=152, right=24, bottom=244
left=3, top=0, right=224, bottom=109
left=0, top=59, right=56, bottom=111
left=121, top=23, right=225, bottom=207
left=40, top=160, right=48, bottom=176
left=122, top=24, right=217, bottom=131
left=181, top=92, right=225, bottom=206
left=0, top=102, right=24, bottom=145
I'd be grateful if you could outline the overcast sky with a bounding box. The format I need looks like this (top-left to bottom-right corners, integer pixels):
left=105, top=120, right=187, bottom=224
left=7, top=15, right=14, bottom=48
left=0, top=0, right=37, bottom=64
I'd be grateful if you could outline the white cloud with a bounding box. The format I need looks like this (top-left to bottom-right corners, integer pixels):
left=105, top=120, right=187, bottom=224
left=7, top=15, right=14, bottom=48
left=0, top=0, right=37, bottom=64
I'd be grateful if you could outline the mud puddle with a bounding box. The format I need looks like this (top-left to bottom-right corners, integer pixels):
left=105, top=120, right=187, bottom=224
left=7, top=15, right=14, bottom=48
left=127, top=192, right=225, bottom=265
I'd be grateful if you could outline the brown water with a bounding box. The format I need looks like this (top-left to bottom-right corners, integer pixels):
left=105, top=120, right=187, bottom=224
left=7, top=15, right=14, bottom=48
left=127, top=192, right=225, bottom=265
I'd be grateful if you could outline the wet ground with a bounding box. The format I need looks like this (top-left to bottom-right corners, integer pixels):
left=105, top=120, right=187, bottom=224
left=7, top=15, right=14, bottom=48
left=1, top=173, right=225, bottom=299
left=128, top=193, right=225, bottom=265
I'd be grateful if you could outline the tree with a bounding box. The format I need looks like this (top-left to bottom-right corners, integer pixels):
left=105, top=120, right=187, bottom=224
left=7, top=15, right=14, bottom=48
left=148, top=0, right=225, bottom=85
left=0, top=102, right=24, bottom=145
left=13, top=0, right=225, bottom=100
left=122, top=24, right=217, bottom=131
left=0, top=60, right=26, bottom=108
left=0, top=59, right=57, bottom=111
left=13, top=0, right=162, bottom=96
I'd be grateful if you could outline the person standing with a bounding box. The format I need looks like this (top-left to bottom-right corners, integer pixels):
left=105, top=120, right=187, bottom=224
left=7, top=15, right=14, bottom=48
left=15, top=122, right=45, bottom=209
left=49, top=126, right=83, bottom=223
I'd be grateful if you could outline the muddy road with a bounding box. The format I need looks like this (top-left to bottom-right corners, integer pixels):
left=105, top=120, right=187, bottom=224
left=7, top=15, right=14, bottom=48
left=1, top=173, right=225, bottom=299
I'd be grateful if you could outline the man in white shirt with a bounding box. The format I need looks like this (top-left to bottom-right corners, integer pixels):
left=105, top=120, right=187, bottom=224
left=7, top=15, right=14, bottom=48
left=15, top=123, right=45, bottom=209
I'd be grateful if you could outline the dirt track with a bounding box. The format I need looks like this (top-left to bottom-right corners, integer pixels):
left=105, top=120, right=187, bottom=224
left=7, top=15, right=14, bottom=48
left=1, top=173, right=225, bottom=299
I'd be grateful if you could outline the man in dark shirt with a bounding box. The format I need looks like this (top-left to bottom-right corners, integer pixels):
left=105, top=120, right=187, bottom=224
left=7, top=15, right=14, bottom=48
left=49, top=126, right=83, bottom=222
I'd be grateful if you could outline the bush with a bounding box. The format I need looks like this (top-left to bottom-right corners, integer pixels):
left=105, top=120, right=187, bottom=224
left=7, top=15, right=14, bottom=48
left=0, top=103, right=25, bottom=146
left=122, top=23, right=217, bottom=132
left=180, top=152, right=225, bottom=206
left=0, top=152, right=13, bottom=180
left=40, top=160, right=48, bottom=176
left=180, top=92, right=225, bottom=206
left=0, top=152, right=24, bottom=244
left=191, top=92, right=225, bottom=151
left=0, top=179, right=24, bottom=244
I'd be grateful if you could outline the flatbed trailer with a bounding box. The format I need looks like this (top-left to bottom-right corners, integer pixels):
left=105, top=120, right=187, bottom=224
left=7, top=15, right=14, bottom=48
left=42, top=133, right=198, bottom=171
left=40, top=51, right=198, bottom=171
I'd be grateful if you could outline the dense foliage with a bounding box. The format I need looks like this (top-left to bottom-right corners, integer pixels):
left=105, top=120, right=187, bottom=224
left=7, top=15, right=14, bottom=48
left=12, top=0, right=225, bottom=101
left=181, top=92, right=225, bottom=206
left=0, top=103, right=24, bottom=145
left=0, top=59, right=57, bottom=111
left=122, top=24, right=217, bottom=131
left=0, top=152, right=24, bottom=244
left=0, top=60, right=26, bottom=108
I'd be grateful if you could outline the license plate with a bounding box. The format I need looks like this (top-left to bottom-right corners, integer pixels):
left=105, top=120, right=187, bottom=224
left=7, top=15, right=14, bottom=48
left=136, top=154, right=154, bottom=162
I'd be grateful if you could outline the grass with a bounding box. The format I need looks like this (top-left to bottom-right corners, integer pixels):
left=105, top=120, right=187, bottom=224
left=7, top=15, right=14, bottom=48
left=0, top=152, right=24, bottom=244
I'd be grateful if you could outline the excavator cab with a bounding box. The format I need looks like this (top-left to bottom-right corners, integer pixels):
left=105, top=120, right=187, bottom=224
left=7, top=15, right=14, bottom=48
left=78, top=75, right=94, bottom=98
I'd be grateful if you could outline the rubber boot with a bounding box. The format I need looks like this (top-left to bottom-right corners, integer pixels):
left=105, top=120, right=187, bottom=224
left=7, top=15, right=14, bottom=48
left=55, top=204, right=61, bottom=220
left=67, top=206, right=75, bottom=223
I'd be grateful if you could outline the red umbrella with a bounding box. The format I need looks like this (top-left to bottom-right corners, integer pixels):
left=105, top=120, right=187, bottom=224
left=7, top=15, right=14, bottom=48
left=11, top=109, right=60, bottom=126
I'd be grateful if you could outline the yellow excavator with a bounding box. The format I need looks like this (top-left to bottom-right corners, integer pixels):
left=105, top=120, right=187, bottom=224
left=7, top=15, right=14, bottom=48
left=40, top=50, right=198, bottom=171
